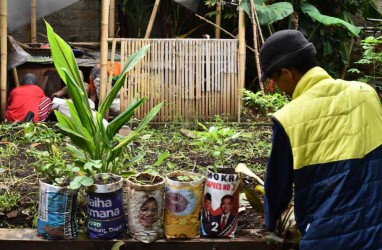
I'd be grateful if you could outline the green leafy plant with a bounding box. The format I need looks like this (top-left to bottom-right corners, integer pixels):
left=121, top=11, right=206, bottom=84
left=348, top=35, right=382, bottom=90
left=242, top=89, right=289, bottom=116
left=184, top=123, right=242, bottom=172
left=46, top=21, right=162, bottom=188
left=28, top=145, right=79, bottom=187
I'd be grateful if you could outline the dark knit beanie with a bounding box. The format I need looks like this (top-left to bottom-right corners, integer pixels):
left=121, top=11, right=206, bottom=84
left=22, top=73, right=37, bottom=85
left=259, top=30, right=316, bottom=82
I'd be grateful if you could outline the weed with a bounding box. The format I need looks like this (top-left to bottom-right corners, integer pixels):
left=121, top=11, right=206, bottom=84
left=242, top=90, right=289, bottom=116
left=0, top=191, right=21, bottom=213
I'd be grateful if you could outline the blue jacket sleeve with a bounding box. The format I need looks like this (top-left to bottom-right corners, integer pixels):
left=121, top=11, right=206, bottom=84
left=264, top=118, right=293, bottom=231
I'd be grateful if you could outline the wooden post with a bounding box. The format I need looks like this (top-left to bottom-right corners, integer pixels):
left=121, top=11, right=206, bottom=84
left=31, top=0, right=37, bottom=43
left=249, top=0, right=264, bottom=94
left=144, top=0, right=161, bottom=38
left=238, top=1, right=246, bottom=122
left=0, top=0, right=7, bottom=120
left=99, top=0, right=110, bottom=106
left=109, top=0, right=115, bottom=38
left=215, top=3, right=221, bottom=38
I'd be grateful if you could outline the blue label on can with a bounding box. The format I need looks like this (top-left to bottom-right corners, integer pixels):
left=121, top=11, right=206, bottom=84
left=87, top=188, right=126, bottom=239
left=37, top=190, right=78, bottom=239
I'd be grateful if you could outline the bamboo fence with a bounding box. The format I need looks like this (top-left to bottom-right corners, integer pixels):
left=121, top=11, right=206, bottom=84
left=108, top=38, right=239, bottom=122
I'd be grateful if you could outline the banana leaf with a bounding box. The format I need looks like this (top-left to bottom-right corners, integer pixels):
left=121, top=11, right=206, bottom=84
left=301, top=3, right=361, bottom=36
left=240, top=0, right=294, bottom=25
left=243, top=184, right=264, bottom=214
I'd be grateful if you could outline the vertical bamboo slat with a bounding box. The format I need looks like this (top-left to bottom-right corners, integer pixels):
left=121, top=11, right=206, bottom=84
left=170, top=41, right=175, bottom=120
left=161, top=40, right=167, bottom=121
left=201, top=41, right=206, bottom=119
left=108, top=39, right=116, bottom=94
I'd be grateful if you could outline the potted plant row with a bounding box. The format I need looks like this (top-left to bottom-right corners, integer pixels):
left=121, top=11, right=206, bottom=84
left=36, top=22, right=249, bottom=243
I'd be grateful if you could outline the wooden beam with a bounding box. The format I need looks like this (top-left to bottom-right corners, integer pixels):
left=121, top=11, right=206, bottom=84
left=0, top=0, right=7, bottom=120
left=144, top=0, right=161, bottom=38
left=0, top=229, right=294, bottom=250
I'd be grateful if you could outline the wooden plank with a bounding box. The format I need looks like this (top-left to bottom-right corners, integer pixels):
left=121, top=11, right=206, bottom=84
left=0, top=229, right=294, bottom=250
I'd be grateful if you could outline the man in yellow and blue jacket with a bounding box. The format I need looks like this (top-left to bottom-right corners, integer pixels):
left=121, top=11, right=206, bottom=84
left=260, top=30, right=382, bottom=249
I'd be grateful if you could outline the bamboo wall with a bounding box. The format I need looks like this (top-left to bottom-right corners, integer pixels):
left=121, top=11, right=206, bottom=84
left=113, top=39, right=239, bottom=122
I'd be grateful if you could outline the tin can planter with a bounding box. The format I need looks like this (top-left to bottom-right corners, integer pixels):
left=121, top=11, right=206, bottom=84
left=164, top=171, right=204, bottom=239
left=87, top=173, right=126, bottom=239
left=37, top=179, right=79, bottom=240
left=200, top=167, right=241, bottom=237
left=126, top=172, right=165, bottom=243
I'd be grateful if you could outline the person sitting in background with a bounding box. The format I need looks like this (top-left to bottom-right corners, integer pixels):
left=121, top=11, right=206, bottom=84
left=6, top=73, right=52, bottom=122
left=51, top=74, right=108, bottom=127
left=52, top=71, right=89, bottom=99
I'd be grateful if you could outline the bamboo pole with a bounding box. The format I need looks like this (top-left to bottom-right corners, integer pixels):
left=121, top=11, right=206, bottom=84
left=31, top=0, right=37, bottom=43
left=215, top=3, right=221, bottom=38
left=109, top=0, right=115, bottom=38
left=238, top=2, right=246, bottom=122
left=99, top=0, right=110, bottom=106
left=13, top=68, right=19, bottom=87
left=249, top=0, right=264, bottom=94
left=0, top=0, right=7, bottom=120
left=144, top=0, right=161, bottom=38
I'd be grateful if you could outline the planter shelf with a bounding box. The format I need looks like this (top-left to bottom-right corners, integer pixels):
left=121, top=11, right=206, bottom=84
left=0, top=229, right=294, bottom=250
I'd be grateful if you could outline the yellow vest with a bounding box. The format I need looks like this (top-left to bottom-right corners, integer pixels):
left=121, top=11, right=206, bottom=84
left=273, top=67, right=382, bottom=170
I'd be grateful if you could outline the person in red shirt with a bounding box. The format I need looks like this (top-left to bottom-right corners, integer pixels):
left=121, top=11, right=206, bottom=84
left=6, top=73, right=52, bottom=122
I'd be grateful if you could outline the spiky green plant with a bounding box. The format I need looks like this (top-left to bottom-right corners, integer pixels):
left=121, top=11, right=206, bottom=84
left=46, top=21, right=162, bottom=189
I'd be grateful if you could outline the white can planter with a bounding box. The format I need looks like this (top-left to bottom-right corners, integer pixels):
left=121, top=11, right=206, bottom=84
left=126, top=173, right=165, bottom=243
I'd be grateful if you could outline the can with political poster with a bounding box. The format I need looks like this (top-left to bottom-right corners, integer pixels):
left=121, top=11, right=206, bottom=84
left=200, top=167, right=240, bottom=237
